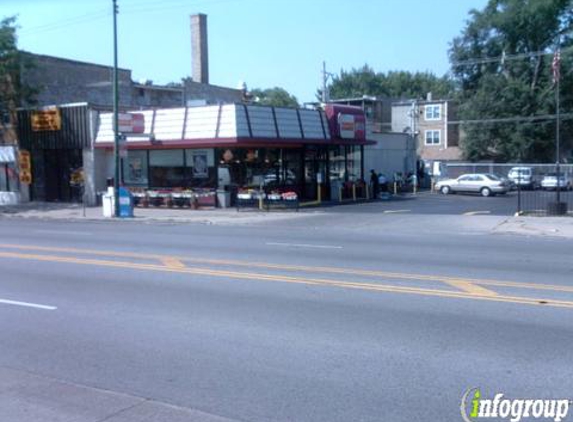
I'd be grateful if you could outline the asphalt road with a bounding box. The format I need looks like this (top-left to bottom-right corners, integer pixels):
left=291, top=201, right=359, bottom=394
left=1, top=209, right=573, bottom=422
left=333, top=190, right=525, bottom=216
left=334, top=189, right=572, bottom=217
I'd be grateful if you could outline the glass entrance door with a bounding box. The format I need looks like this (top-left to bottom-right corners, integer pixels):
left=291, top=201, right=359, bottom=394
left=303, top=146, right=328, bottom=201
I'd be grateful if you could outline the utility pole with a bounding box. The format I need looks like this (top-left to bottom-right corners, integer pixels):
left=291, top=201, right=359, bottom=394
left=112, top=0, right=120, bottom=217
left=322, top=61, right=327, bottom=103
left=322, top=61, right=333, bottom=104
left=555, top=52, right=561, bottom=205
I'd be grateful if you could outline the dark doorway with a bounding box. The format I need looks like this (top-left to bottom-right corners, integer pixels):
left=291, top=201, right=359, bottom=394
left=41, top=149, right=83, bottom=202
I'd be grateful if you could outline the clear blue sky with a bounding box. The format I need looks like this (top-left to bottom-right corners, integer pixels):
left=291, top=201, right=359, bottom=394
left=4, top=0, right=488, bottom=103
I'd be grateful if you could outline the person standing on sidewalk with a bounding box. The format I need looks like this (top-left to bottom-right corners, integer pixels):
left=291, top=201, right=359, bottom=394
left=370, top=169, right=380, bottom=199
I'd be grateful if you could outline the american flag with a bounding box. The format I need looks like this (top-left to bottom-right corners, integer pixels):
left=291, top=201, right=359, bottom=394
left=552, top=49, right=561, bottom=84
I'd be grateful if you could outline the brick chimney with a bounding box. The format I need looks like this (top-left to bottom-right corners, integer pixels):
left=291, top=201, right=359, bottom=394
left=191, top=14, right=209, bottom=84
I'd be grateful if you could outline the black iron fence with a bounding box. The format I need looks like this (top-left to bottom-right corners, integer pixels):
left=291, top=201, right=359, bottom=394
left=517, top=189, right=573, bottom=216
left=442, top=163, right=573, bottom=216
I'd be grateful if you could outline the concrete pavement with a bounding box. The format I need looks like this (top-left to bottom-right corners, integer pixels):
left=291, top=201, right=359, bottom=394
left=493, top=216, right=573, bottom=238
left=2, top=201, right=573, bottom=239
left=0, top=202, right=320, bottom=225
left=0, top=367, right=236, bottom=422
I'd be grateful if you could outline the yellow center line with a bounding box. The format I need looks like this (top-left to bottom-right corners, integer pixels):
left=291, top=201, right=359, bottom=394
left=160, top=257, right=186, bottom=269
left=0, top=243, right=572, bottom=295
left=0, top=250, right=572, bottom=309
left=442, top=279, right=498, bottom=297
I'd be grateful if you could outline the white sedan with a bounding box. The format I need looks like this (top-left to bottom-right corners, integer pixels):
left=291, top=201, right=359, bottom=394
left=435, top=173, right=511, bottom=197
left=541, top=174, right=572, bottom=190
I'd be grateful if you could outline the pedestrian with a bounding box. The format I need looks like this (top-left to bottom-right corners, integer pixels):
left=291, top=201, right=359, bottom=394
left=370, top=169, right=380, bottom=198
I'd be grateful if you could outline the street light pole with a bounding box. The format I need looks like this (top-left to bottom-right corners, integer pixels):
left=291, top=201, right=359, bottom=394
left=555, top=53, right=561, bottom=205
left=112, top=0, right=120, bottom=217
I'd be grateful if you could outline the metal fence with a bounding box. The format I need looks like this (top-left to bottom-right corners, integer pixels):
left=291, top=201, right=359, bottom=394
left=442, top=163, right=573, bottom=216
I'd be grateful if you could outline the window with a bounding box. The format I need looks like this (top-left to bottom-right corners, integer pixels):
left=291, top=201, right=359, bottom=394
left=329, top=146, right=345, bottom=182
left=484, top=174, right=500, bottom=181
left=185, top=149, right=216, bottom=188
left=425, top=130, right=440, bottom=145
left=0, top=163, right=18, bottom=192
left=149, top=149, right=185, bottom=187
left=0, top=164, right=7, bottom=191
left=122, top=150, right=148, bottom=186
left=345, top=145, right=361, bottom=182
left=425, top=104, right=441, bottom=120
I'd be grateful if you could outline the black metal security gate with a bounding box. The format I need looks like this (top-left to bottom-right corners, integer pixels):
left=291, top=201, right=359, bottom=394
left=17, top=104, right=91, bottom=202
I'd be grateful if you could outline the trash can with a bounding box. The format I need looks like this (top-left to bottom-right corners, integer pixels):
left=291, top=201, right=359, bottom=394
left=217, top=189, right=231, bottom=208
left=102, top=188, right=115, bottom=218
left=118, top=187, right=134, bottom=218
left=547, top=201, right=568, bottom=216
left=330, top=180, right=342, bottom=201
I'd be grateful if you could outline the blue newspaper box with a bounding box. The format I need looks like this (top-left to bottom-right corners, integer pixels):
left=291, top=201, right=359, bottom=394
left=118, top=187, right=134, bottom=218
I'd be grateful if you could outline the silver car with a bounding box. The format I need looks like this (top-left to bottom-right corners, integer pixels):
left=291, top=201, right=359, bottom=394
left=435, top=173, right=511, bottom=197
left=541, top=173, right=572, bottom=190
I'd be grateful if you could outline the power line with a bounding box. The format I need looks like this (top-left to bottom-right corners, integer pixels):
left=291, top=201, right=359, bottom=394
left=122, top=0, right=241, bottom=15
left=448, top=113, right=573, bottom=126
left=16, top=0, right=242, bottom=38
left=451, top=46, right=573, bottom=68
left=19, top=9, right=110, bottom=38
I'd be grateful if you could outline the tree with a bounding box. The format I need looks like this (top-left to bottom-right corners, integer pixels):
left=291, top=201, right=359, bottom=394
left=0, top=16, right=37, bottom=141
left=321, top=65, right=454, bottom=101
left=449, top=0, right=573, bottom=162
left=250, top=87, right=299, bottom=108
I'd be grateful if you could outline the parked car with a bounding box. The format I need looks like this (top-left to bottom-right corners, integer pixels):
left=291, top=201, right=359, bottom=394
left=435, top=173, right=511, bottom=197
left=541, top=173, right=572, bottom=190
left=507, top=167, right=536, bottom=190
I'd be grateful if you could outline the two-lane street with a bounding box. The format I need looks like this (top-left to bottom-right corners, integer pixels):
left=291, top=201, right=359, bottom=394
left=1, top=207, right=572, bottom=421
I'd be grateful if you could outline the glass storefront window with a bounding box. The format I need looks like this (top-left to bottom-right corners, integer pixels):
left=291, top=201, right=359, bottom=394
left=0, top=163, right=19, bottom=192
left=123, top=150, right=148, bottom=186
left=329, top=146, right=345, bottom=182
left=149, top=149, right=185, bottom=188
left=184, top=149, right=216, bottom=188
left=7, top=163, right=18, bottom=192
left=0, top=164, right=8, bottom=191
left=346, top=145, right=361, bottom=182
left=281, top=149, right=301, bottom=188
left=217, top=148, right=301, bottom=192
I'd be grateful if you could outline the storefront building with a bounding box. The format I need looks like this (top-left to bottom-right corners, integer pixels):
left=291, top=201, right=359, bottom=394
left=16, top=104, right=94, bottom=203
left=14, top=103, right=371, bottom=206
left=94, top=104, right=372, bottom=204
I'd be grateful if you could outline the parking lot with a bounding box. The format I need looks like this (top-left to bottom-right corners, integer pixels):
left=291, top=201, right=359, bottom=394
left=330, top=190, right=568, bottom=217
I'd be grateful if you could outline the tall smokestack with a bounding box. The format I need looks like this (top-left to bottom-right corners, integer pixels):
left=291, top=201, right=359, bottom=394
left=191, top=13, right=209, bottom=84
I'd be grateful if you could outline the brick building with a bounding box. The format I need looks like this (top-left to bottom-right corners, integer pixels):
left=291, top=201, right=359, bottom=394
left=20, top=52, right=243, bottom=110
left=392, top=97, right=462, bottom=164
left=9, top=13, right=244, bottom=205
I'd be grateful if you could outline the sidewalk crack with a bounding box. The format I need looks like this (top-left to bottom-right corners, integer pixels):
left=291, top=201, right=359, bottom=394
left=95, top=398, right=149, bottom=422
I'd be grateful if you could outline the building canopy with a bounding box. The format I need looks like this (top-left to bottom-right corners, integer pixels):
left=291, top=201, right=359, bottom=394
left=95, top=104, right=373, bottom=149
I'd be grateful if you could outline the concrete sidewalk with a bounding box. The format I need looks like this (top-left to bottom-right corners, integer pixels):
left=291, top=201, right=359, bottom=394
left=492, top=215, right=573, bottom=238
left=0, top=202, right=319, bottom=225
left=0, top=366, right=237, bottom=422
left=2, top=202, right=573, bottom=238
